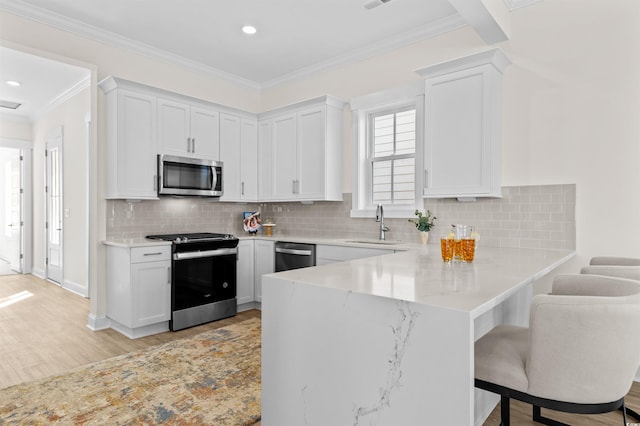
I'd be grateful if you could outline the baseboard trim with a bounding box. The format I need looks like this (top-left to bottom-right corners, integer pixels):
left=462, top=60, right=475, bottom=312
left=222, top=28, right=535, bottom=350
left=86, top=314, right=110, bottom=331
left=32, top=267, right=45, bottom=279
left=62, top=279, right=88, bottom=298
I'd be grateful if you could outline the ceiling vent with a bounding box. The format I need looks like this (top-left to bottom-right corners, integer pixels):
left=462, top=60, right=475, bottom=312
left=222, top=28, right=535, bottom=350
left=0, top=100, right=22, bottom=110
left=363, top=0, right=392, bottom=10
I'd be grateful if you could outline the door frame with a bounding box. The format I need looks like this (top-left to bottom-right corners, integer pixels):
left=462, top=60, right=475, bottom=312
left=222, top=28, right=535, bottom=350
left=0, top=138, right=32, bottom=274
left=45, top=126, right=63, bottom=285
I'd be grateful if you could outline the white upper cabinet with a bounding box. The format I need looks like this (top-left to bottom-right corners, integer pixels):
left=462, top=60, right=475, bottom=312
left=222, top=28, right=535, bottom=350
left=271, top=113, right=297, bottom=200
left=257, top=120, right=273, bottom=200
left=260, top=96, right=344, bottom=202
left=417, top=49, right=510, bottom=199
left=220, top=114, right=257, bottom=202
left=158, top=97, right=220, bottom=160
left=240, top=118, right=258, bottom=201
left=100, top=77, right=158, bottom=200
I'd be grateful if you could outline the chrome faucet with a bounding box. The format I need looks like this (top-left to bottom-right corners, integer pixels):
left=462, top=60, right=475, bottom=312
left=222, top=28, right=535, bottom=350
left=375, top=204, right=390, bottom=240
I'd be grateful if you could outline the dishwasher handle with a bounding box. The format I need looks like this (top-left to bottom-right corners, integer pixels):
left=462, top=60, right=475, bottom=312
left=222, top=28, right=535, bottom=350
left=275, top=247, right=313, bottom=256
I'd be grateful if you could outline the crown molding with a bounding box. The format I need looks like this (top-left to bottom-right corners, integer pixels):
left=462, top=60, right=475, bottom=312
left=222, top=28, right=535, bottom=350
left=31, top=74, right=90, bottom=122
left=502, top=0, right=542, bottom=11
left=260, top=14, right=467, bottom=89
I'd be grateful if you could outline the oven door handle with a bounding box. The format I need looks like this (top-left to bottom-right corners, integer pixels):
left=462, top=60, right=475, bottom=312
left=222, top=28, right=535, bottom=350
left=275, top=248, right=313, bottom=256
left=173, top=247, right=238, bottom=260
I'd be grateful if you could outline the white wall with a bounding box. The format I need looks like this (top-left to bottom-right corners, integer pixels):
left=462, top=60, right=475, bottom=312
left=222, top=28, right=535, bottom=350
left=32, top=87, right=90, bottom=294
left=0, top=118, right=32, bottom=140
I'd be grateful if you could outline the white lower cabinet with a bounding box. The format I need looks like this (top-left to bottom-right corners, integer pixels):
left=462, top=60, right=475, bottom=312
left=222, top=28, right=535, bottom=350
left=316, top=245, right=394, bottom=265
left=106, top=245, right=171, bottom=338
left=254, top=240, right=275, bottom=303
left=237, top=240, right=255, bottom=306
left=237, top=239, right=274, bottom=309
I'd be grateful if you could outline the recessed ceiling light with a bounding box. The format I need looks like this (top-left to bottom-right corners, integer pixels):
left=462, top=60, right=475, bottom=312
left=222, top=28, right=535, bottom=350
left=6, top=80, right=21, bottom=87
left=242, top=25, right=257, bottom=35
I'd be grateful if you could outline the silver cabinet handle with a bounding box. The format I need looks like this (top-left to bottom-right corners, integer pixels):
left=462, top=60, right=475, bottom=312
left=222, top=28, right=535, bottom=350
left=292, top=180, right=296, bottom=194
left=241, top=181, right=245, bottom=195
left=143, top=252, right=163, bottom=256
left=174, top=247, right=238, bottom=260
left=167, top=267, right=171, bottom=284
left=275, top=247, right=312, bottom=256
left=192, top=137, right=196, bottom=153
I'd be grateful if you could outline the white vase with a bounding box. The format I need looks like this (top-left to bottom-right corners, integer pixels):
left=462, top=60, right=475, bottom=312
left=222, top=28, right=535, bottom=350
left=419, top=231, right=429, bottom=245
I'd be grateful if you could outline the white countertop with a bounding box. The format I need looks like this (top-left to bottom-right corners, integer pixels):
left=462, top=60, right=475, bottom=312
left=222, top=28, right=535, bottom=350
left=103, top=234, right=421, bottom=251
left=103, top=238, right=172, bottom=248
left=266, top=246, right=575, bottom=318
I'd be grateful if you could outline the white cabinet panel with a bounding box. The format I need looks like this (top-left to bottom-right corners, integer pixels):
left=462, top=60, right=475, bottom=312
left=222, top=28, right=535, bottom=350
left=237, top=240, right=255, bottom=305
left=417, top=48, right=510, bottom=199
left=254, top=240, right=274, bottom=303
left=190, top=106, right=220, bottom=160
left=258, top=120, right=273, bottom=200
left=220, top=113, right=242, bottom=200
left=106, top=244, right=171, bottom=338
left=240, top=119, right=258, bottom=201
left=102, top=82, right=158, bottom=200
left=272, top=113, right=297, bottom=200
left=260, top=96, right=344, bottom=202
left=158, top=98, right=220, bottom=160
left=132, top=261, right=171, bottom=327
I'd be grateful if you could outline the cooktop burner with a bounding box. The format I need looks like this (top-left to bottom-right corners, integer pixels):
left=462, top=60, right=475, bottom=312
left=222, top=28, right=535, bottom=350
left=146, top=232, right=237, bottom=244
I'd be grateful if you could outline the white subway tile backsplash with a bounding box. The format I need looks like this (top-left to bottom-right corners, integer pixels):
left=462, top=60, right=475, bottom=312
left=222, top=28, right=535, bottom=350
left=106, top=184, right=576, bottom=250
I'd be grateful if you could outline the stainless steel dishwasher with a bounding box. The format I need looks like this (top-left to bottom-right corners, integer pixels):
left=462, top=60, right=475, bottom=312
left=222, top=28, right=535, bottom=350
left=275, top=242, right=316, bottom=272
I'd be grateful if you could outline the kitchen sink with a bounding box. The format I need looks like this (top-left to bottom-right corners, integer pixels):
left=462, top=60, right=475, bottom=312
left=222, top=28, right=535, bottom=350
left=345, top=239, right=402, bottom=245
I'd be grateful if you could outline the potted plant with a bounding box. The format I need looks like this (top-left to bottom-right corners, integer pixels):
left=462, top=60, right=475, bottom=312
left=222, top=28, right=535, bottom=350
left=408, top=209, right=437, bottom=244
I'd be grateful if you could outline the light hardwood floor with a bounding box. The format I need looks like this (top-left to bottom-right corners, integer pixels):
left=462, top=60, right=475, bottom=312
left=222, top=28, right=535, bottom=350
left=0, top=273, right=260, bottom=389
left=1, top=273, right=638, bottom=425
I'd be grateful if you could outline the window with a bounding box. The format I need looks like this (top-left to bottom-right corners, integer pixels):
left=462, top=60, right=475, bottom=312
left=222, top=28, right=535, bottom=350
left=370, top=107, right=416, bottom=206
left=350, top=83, right=424, bottom=218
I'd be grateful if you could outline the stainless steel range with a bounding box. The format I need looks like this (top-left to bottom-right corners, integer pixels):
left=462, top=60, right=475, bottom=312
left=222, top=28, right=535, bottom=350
left=146, top=232, right=239, bottom=331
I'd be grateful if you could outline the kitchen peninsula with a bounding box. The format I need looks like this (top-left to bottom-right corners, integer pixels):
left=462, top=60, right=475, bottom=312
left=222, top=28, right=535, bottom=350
left=261, top=246, right=575, bottom=425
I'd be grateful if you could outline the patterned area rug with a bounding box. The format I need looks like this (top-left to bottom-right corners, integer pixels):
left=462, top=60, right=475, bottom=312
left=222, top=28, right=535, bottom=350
left=0, top=318, right=261, bottom=425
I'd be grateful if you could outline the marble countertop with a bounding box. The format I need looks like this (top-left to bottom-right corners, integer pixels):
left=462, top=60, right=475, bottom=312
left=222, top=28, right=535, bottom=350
left=266, top=246, right=575, bottom=318
left=103, top=234, right=423, bottom=251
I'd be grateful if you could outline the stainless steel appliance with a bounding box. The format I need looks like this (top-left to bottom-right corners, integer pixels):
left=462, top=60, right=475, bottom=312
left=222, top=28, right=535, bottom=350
left=146, top=232, right=238, bottom=331
left=275, top=242, right=316, bottom=272
left=158, top=155, right=223, bottom=197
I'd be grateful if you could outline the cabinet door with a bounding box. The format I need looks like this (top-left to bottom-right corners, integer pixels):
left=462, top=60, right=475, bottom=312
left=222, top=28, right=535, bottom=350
left=271, top=113, right=297, bottom=200
left=258, top=120, right=273, bottom=200
left=237, top=240, right=255, bottom=305
left=219, top=113, right=242, bottom=200
left=297, top=106, right=326, bottom=200
left=190, top=106, right=220, bottom=160
left=131, top=260, right=171, bottom=327
left=157, top=98, right=191, bottom=157
left=241, top=119, right=258, bottom=201
left=423, top=69, right=493, bottom=197
left=254, top=240, right=274, bottom=303
left=115, top=89, right=157, bottom=199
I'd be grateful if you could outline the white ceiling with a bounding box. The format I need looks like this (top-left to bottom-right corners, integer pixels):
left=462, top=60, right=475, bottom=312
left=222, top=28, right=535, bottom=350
left=0, top=0, right=519, bottom=121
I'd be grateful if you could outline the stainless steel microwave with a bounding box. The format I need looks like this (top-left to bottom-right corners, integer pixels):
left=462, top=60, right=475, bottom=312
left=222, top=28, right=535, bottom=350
left=158, top=155, right=223, bottom=197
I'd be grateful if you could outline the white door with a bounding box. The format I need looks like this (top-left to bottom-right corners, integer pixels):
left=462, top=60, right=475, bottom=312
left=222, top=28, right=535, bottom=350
left=46, top=129, right=63, bottom=284
left=0, top=147, right=23, bottom=274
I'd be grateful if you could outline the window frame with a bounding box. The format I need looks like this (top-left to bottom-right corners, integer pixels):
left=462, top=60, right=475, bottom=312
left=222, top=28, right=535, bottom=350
left=350, top=83, right=424, bottom=219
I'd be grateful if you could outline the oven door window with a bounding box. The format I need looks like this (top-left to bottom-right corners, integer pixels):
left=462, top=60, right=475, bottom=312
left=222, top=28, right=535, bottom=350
left=172, top=253, right=236, bottom=311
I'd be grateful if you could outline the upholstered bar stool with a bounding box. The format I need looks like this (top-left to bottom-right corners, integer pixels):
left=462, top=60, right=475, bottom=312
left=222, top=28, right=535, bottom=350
left=475, top=274, right=640, bottom=426
left=589, top=256, right=640, bottom=266
left=580, top=265, right=640, bottom=281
